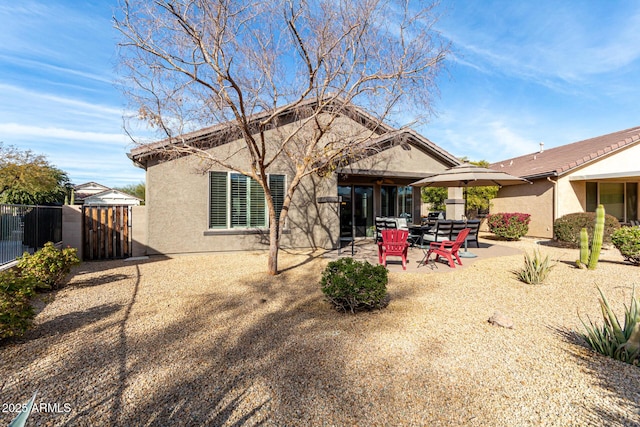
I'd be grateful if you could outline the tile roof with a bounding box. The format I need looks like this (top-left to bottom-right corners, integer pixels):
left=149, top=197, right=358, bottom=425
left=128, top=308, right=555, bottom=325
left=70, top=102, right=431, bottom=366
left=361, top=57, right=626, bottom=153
left=489, top=126, right=640, bottom=179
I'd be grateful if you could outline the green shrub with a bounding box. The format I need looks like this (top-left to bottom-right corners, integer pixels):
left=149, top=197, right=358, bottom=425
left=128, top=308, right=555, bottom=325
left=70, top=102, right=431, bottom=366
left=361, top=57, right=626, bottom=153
left=320, top=258, right=388, bottom=313
left=0, top=268, right=37, bottom=340
left=515, top=249, right=555, bottom=285
left=17, top=242, right=80, bottom=290
left=554, top=212, right=620, bottom=247
left=580, top=287, right=640, bottom=366
left=611, top=227, right=640, bottom=265
left=486, top=212, right=531, bottom=240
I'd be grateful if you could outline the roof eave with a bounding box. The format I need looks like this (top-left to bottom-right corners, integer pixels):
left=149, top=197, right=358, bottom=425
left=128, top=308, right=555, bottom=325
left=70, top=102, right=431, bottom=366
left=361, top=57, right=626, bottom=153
left=128, top=96, right=395, bottom=163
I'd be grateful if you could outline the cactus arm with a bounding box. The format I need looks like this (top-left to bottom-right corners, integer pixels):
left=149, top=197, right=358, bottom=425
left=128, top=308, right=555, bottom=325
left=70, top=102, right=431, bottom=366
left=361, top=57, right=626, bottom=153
left=588, top=205, right=605, bottom=270
left=579, top=227, right=589, bottom=267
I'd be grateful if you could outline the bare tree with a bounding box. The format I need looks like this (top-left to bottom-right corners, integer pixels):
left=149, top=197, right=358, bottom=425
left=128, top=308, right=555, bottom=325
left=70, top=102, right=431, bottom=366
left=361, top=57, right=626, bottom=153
left=115, top=0, right=449, bottom=275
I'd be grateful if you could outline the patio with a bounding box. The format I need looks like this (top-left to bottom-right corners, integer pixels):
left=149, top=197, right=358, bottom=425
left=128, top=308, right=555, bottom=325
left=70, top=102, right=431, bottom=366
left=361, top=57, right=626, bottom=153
left=325, top=233, right=524, bottom=273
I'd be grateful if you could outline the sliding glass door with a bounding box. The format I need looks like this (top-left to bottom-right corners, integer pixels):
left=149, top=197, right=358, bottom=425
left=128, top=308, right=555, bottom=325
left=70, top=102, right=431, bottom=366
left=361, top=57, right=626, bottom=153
left=338, top=185, right=374, bottom=237
left=381, top=185, right=413, bottom=223
left=586, top=182, right=638, bottom=222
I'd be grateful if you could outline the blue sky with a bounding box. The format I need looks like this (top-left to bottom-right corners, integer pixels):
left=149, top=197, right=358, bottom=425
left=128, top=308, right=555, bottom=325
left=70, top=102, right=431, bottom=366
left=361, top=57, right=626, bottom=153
left=1, top=1, right=639, bottom=188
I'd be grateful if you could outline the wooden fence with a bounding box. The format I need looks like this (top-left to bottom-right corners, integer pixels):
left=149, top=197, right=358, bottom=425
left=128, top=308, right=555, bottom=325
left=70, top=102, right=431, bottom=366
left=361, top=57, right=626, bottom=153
left=82, top=205, right=132, bottom=260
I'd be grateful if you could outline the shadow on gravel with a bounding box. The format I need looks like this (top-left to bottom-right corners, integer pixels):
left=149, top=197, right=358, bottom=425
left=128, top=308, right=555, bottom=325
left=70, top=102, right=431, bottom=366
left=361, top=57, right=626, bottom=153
left=30, top=303, right=123, bottom=339
left=69, top=273, right=133, bottom=288
left=0, top=253, right=438, bottom=426
left=109, top=256, right=433, bottom=425
left=550, top=325, right=640, bottom=426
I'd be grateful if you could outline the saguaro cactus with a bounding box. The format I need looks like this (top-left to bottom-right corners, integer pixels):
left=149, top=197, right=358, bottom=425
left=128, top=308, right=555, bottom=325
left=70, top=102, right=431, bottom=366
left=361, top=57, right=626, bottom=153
left=587, top=204, right=605, bottom=270
left=578, top=205, right=606, bottom=269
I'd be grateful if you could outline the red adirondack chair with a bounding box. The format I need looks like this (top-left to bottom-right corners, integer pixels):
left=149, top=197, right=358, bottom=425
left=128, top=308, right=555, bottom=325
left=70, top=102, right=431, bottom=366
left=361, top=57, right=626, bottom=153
left=424, top=228, right=470, bottom=268
left=378, top=229, right=410, bottom=270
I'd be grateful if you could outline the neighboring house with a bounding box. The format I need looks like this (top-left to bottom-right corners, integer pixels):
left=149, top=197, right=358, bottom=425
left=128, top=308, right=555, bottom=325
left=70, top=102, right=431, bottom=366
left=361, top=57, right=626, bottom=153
left=490, top=126, right=640, bottom=238
left=128, top=99, right=460, bottom=255
left=73, top=182, right=142, bottom=206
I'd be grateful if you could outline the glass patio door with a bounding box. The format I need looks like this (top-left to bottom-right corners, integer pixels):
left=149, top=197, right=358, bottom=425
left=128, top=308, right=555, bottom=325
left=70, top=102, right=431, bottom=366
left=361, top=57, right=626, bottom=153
left=338, top=185, right=373, bottom=237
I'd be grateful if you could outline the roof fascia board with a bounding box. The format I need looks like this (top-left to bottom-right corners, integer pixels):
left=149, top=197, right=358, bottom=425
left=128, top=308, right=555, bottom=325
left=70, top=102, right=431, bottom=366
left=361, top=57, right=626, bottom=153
left=568, top=171, right=640, bottom=181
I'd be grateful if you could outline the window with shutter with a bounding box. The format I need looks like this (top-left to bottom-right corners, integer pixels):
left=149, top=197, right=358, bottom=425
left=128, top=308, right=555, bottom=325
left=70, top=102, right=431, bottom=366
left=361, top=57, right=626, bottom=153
left=269, top=174, right=285, bottom=224
left=209, top=172, right=285, bottom=229
left=209, top=172, right=227, bottom=228
left=249, top=178, right=266, bottom=227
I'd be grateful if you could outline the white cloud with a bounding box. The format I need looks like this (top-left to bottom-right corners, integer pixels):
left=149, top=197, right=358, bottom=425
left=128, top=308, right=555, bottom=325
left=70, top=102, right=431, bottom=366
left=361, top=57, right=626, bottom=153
left=440, top=2, right=640, bottom=88
left=0, top=123, right=129, bottom=145
left=0, top=83, right=124, bottom=118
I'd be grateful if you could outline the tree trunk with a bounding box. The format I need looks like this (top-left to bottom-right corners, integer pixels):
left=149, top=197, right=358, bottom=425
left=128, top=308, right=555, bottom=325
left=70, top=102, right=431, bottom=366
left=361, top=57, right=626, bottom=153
left=267, top=210, right=280, bottom=275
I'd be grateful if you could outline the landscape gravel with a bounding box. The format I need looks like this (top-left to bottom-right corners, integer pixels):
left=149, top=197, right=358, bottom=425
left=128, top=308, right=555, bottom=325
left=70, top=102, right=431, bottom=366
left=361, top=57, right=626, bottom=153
left=1, top=237, right=640, bottom=426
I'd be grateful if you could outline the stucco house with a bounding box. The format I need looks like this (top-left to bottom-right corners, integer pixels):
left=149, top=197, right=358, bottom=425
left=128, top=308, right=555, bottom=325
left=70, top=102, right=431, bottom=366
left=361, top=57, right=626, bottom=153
left=128, top=99, right=460, bottom=255
left=489, top=126, right=640, bottom=238
left=73, top=182, right=142, bottom=206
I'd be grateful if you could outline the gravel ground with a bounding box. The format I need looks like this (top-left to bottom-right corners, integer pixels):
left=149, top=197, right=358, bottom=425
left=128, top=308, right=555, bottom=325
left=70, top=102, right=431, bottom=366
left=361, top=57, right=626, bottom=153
left=2, top=237, right=640, bottom=426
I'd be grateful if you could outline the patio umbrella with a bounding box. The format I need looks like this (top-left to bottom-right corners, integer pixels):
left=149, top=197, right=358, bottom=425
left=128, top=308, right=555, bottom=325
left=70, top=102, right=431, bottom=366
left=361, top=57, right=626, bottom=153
left=411, top=163, right=531, bottom=188
left=410, top=163, right=531, bottom=257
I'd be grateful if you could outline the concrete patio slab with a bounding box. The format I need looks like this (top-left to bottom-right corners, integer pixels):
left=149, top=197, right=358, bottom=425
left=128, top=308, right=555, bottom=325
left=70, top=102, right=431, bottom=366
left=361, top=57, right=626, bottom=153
left=323, top=236, right=523, bottom=273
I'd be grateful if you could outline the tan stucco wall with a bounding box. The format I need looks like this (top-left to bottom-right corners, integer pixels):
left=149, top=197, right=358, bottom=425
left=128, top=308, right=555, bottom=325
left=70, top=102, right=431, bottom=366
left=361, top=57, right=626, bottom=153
left=131, top=205, right=147, bottom=257
left=491, top=180, right=554, bottom=238
left=556, top=178, right=584, bottom=218
left=346, top=143, right=451, bottom=175
left=142, top=114, right=366, bottom=254
left=144, top=155, right=339, bottom=254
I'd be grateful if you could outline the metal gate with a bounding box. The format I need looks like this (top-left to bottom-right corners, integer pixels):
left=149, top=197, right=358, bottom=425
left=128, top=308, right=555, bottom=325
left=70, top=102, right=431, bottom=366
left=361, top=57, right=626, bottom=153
left=82, top=205, right=132, bottom=260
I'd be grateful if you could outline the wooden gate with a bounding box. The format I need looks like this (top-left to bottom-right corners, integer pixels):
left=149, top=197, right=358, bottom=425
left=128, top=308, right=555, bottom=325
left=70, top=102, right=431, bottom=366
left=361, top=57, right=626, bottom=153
left=82, top=205, right=132, bottom=260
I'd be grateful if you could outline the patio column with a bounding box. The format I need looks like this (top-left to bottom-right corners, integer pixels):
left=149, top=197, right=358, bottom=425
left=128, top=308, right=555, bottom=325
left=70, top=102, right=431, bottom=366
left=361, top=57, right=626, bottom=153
left=445, top=187, right=465, bottom=220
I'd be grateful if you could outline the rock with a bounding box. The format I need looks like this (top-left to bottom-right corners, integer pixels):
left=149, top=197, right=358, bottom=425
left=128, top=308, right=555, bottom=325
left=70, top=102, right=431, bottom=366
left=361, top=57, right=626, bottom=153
left=488, top=311, right=514, bottom=329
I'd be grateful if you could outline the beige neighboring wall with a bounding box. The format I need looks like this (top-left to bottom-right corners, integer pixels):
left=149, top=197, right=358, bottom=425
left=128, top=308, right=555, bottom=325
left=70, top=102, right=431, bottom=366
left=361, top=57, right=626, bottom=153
left=560, top=144, right=640, bottom=218
left=490, top=179, right=554, bottom=238
left=566, top=143, right=640, bottom=180
left=62, top=205, right=83, bottom=259
left=131, top=205, right=147, bottom=257
left=556, top=178, right=584, bottom=218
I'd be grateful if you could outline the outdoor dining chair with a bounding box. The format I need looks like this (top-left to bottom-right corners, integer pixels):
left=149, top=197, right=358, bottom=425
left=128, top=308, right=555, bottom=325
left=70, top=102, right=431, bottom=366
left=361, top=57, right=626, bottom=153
left=465, top=220, right=481, bottom=248
left=449, top=220, right=467, bottom=240
left=422, top=220, right=453, bottom=245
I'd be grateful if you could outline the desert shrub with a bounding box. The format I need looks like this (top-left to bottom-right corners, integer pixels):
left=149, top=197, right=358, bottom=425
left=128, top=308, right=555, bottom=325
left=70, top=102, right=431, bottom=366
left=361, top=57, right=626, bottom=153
left=320, top=258, right=388, bottom=313
left=515, top=249, right=555, bottom=285
left=17, top=242, right=80, bottom=290
left=611, top=227, right=640, bottom=265
left=486, top=212, right=531, bottom=240
left=554, top=212, right=620, bottom=247
left=0, top=268, right=37, bottom=339
left=580, top=287, right=640, bottom=366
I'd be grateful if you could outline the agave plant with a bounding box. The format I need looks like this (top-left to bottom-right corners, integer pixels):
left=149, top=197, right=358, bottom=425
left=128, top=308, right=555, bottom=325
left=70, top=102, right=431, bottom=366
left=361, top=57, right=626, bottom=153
left=515, top=249, right=554, bottom=285
left=9, top=391, right=37, bottom=427
left=579, top=287, right=640, bottom=365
